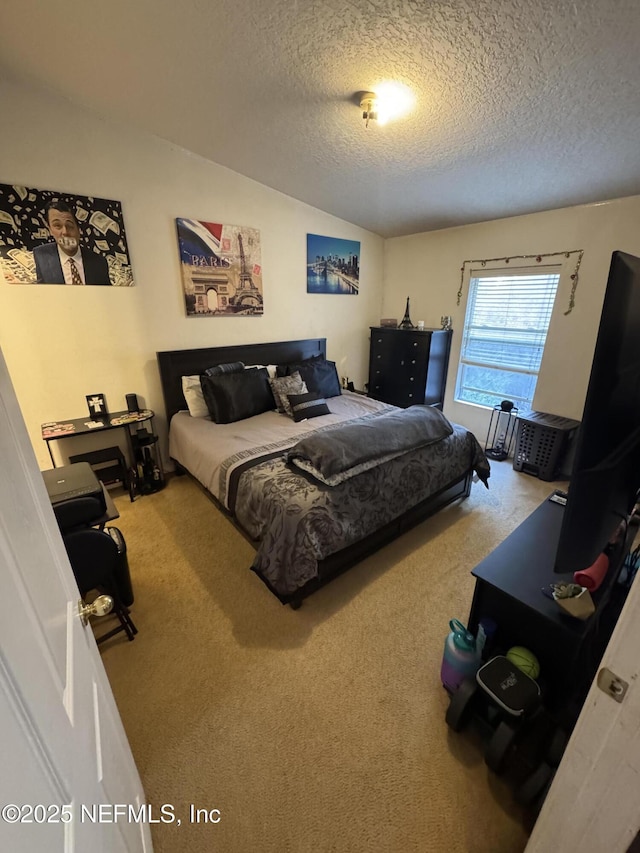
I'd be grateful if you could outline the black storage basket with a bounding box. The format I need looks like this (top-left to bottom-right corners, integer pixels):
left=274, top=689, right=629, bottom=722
left=513, top=411, right=580, bottom=481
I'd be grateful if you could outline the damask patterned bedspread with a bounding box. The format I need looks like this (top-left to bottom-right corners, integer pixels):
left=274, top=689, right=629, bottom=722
left=234, top=424, right=489, bottom=598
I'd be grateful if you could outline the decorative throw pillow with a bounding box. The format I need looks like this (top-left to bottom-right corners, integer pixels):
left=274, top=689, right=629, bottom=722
left=310, top=359, right=342, bottom=398
left=275, top=353, right=324, bottom=379
left=269, top=371, right=308, bottom=416
left=276, top=357, right=341, bottom=398
left=182, top=375, right=210, bottom=418
left=287, top=391, right=331, bottom=422
left=203, top=361, right=245, bottom=377
left=200, top=367, right=276, bottom=424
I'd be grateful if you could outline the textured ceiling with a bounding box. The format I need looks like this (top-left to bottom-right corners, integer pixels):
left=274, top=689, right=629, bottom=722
left=1, top=0, right=640, bottom=237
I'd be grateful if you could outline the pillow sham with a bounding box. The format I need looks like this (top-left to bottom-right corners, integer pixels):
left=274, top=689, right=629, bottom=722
left=312, top=360, right=342, bottom=398
left=203, top=361, right=245, bottom=377
left=200, top=367, right=276, bottom=424
left=182, top=375, right=210, bottom=418
left=276, top=357, right=342, bottom=399
left=287, top=391, right=330, bottom=422
left=269, top=371, right=308, bottom=416
left=275, top=353, right=324, bottom=379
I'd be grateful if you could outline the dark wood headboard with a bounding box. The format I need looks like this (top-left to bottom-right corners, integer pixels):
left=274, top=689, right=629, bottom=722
left=156, top=338, right=327, bottom=423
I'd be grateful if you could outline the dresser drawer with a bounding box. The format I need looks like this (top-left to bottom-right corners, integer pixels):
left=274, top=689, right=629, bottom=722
left=368, top=332, right=398, bottom=400
left=392, top=332, right=430, bottom=362
left=393, top=377, right=422, bottom=406
left=369, top=332, right=395, bottom=364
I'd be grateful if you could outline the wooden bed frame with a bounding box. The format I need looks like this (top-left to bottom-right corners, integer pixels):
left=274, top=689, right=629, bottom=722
left=156, top=338, right=472, bottom=607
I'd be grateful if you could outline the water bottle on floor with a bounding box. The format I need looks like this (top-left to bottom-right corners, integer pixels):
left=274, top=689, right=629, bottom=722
left=441, top=619, right=481, bottom=692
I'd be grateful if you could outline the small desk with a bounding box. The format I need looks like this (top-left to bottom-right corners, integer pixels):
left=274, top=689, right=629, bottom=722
left=42, top=410, right=155, bottom=468
left=467, top=496, right=628, bottom=717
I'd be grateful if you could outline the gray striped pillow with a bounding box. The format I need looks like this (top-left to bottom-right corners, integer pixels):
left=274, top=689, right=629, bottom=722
left=203, top=361, right=245, bottom=377
left=287, top=391, right=330, bottom=422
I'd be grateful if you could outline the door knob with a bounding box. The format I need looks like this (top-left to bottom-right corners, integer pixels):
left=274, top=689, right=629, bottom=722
left=78, top=595, right=114, bottom=626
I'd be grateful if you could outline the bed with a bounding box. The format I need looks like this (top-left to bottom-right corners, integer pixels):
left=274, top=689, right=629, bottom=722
left=157, top=338, right=490, bottom=607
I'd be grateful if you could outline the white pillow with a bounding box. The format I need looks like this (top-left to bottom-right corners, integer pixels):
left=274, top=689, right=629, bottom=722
left=182, top=375, right=209, bottom=418
left=246, top=363, right=277, bottom=379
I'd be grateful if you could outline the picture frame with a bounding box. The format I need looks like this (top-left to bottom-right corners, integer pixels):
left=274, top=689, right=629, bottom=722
left=86, top=394, right=108, bottom=419
left=175, top=218, right=264, bottom=316
left=0, top=183, right=134, bottom=286
left=306, top=233, right=360, bottom=294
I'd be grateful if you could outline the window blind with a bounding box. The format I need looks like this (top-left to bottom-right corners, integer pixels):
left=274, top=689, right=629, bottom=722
left=455, top=268, right=560, bottom=409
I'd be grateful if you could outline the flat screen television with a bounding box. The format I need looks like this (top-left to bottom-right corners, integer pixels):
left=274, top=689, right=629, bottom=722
left=554, top=250, right=640, bottom=574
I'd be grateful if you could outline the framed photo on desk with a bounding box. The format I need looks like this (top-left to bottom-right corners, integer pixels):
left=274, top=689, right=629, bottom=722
left=86, top=393, right=107, bottom=418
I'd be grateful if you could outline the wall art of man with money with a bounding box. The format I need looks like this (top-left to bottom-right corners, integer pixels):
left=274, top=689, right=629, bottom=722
left=0, top=183, right=134, bottom=286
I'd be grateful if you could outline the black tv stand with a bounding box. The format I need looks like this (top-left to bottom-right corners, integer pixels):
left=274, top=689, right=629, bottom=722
left=467, top=495, right=631, bottom=720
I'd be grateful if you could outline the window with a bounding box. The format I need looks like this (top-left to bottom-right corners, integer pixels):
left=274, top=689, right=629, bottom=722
left=455, top=267, right=560, bottom=410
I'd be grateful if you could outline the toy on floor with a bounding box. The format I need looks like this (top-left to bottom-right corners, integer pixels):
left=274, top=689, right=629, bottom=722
left=505, top=645, right=540, bottom=680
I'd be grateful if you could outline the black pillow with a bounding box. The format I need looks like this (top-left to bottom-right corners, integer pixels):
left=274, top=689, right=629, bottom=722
left=277, top=357, right=342, bottom=398
left=287, top=391, right=330, bottom=422
left=200, top=368, right=275, bottom=424
left=275, top=353, right=324, bottom=379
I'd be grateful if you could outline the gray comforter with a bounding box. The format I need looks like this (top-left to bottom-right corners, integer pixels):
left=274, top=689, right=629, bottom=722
left=234, top=420, right=490, bottom=599
left=286, top=405, right=454, bottom=485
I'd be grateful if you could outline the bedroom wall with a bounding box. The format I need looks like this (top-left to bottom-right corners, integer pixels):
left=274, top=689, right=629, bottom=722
left=382, top=195, right=640, bottom=439
left=4, top=76, right=640, bottom=471
left=0, top=78, right=385, bottom=469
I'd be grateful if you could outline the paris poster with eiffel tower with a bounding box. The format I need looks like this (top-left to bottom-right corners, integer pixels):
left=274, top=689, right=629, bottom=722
left=175, top=219, right=264, bottom=316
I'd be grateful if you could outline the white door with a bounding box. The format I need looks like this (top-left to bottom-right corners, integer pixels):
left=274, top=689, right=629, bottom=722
left=0, top=347, right=152, bottom=852
left=526, top=552, right=640, bottom=852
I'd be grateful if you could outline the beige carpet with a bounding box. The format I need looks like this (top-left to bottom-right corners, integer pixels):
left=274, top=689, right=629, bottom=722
left=100, top=461, right=560, bottom=853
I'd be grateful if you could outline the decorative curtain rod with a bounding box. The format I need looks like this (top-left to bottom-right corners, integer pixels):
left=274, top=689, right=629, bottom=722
left=457, top=249, right=584, bottom=315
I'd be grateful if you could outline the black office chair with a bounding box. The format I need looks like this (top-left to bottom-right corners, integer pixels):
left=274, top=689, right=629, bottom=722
left=54, top=496, right=137, bottom=644
left=63, top=527, right=137, bottom=643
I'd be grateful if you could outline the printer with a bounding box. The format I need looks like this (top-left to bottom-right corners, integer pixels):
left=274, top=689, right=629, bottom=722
left=42, top=462, right=107, bottom=530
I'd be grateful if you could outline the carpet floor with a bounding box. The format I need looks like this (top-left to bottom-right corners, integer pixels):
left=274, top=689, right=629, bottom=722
left=100, top=460, right=559, bottom=853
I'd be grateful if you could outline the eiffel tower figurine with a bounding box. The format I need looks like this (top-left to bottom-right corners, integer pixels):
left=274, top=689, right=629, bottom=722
left=399, top=296, right=414, bottom=329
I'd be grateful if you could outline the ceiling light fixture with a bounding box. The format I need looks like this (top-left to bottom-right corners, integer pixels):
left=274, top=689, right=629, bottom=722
left=359, top=92, right=378, bottom=128
left=357, top=83, right=415, bottom=129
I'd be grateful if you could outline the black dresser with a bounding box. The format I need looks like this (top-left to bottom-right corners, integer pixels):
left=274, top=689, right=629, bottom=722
left=367, top=327, right=452, bottom=409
